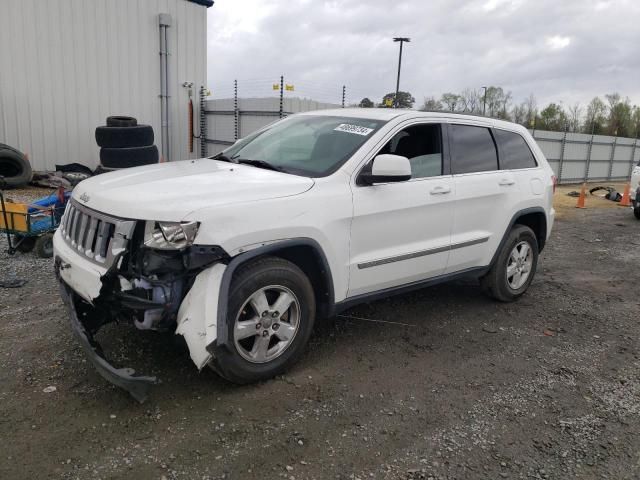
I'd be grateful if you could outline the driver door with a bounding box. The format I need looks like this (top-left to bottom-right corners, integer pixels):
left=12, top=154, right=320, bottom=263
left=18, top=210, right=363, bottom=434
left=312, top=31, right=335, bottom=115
left=348, top=122, right=454, bottom=297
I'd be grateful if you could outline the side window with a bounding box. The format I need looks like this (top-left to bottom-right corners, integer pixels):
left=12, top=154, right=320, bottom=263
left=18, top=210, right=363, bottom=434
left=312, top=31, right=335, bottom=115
left=449, top=124, right=498, bottom=174
left=378, top=124, right=443, bottom=179
left=494, top=129, right=538, bottom=169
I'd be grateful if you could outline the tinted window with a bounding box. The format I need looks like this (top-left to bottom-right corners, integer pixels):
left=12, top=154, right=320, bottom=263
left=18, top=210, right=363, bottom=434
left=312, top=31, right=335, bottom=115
left=494, top=129, right=537, bottom=169
left=378, top=124, right=442, bottom=179
left=450, top=125, right=498, bottom=174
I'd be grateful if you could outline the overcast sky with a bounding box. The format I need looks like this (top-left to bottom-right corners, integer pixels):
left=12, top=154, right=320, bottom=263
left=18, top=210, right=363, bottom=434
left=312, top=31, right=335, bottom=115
left=206, top=0, right=640, bottom=110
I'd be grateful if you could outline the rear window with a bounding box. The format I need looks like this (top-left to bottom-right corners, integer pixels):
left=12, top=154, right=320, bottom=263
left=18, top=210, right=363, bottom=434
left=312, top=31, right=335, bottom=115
left=494, top=129, right=538, bottom=169
left=449, top=124, right=498, bottom=174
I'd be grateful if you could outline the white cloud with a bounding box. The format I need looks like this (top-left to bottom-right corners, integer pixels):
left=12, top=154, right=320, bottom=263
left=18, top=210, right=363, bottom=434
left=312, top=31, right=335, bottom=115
left=545, top=35, right=571, bottom=50
left=206, top=0, right=640, bottom=108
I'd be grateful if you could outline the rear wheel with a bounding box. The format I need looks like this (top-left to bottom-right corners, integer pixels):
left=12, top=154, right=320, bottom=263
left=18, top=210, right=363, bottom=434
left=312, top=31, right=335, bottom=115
left=13, top=235, right=36, bottom=253
left=35, top=233, right=54, bottom=258
left=210, top=257, right=316, bottom=384
left=480, top=225, right=538, bottom=302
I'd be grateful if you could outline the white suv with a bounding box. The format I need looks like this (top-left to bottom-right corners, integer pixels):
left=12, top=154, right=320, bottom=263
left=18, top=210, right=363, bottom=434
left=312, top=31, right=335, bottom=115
left=631, top=163, right=640, bottom=219
left=53, top=109, right=556, bottom=401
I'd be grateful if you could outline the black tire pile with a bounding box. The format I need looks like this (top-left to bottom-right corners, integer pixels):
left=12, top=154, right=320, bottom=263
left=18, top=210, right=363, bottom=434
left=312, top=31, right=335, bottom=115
left=95, top=116, right=159, bottom=171
left=0, top=143, right=32, bottom=188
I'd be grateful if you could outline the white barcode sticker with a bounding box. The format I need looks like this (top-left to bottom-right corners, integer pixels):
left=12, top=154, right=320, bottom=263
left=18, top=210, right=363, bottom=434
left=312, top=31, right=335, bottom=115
left=334, top=124, right=374, bottom=136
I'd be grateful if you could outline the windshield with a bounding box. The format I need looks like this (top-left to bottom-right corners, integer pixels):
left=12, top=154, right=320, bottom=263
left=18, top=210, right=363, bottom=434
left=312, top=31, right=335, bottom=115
left=217, top=115, right=387, bottom=177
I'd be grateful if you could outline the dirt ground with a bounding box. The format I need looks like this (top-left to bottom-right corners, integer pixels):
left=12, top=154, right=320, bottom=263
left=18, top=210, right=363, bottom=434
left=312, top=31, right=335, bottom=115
left=1, top=185, right=639, bottom=480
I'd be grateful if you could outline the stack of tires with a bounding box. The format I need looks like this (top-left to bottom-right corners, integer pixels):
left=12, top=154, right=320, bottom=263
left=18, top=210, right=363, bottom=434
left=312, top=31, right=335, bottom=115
left=95, top=116, right=159, bottom=171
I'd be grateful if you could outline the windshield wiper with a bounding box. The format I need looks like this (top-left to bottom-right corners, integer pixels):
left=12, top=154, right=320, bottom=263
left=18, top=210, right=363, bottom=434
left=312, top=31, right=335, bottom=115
left=211, top=153, right=238, bottom=163
left=236, top=159, right=286, bottom=172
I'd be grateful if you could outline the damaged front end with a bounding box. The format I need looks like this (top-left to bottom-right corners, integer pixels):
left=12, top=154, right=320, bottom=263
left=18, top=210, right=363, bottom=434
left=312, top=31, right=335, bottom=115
left=54, top=200, right=228, bottom=402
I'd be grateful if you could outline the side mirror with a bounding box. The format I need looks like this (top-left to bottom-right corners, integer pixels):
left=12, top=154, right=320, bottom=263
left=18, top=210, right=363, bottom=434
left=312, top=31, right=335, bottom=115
left=359, top=154, right=412, bottom=185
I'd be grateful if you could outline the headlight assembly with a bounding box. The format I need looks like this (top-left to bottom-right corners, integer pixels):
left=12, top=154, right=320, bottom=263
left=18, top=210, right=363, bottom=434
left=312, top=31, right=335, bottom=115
left=144, top=221, right=199, bottom=250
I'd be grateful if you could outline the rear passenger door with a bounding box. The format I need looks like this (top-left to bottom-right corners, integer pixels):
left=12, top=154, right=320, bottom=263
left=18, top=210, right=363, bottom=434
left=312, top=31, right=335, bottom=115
left=445, top=123, right=521, bottom=273
left=493, top=128, right=543, bottom=199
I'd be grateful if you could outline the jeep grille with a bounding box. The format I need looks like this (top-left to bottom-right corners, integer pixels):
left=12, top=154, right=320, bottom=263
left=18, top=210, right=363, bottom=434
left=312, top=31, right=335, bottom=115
left=60, top=200, right=136, bottom=268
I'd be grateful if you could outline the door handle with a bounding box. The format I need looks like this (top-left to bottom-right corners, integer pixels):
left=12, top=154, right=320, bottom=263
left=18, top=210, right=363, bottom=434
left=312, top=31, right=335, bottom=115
left=430, top=185, right=451, bottom=195
left=498, top=178, right=515, bottom=186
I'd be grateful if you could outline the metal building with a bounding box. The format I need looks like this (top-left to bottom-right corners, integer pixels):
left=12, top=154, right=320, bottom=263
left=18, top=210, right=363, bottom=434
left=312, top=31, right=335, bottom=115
left=0, top=0, right=213, bottom=171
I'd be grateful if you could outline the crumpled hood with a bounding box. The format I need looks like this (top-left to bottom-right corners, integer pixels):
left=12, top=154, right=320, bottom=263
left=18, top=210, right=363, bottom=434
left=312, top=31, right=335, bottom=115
left=72, top=159, right=314, bottom=221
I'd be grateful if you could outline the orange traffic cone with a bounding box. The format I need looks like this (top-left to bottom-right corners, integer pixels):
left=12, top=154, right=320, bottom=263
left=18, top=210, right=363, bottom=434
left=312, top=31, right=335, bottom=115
left=576, top=183, right=587, bottom=209
left=619, top=183, right=632, bottom=207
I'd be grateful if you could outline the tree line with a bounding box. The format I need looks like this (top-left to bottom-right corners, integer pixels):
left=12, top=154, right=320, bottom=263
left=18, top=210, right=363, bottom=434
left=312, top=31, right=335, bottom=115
left=357, top=88, right=640, bottom=138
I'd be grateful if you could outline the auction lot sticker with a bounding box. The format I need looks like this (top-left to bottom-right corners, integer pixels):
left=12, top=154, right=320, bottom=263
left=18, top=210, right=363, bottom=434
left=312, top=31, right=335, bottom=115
left=334, top=124, right=374, bottom=136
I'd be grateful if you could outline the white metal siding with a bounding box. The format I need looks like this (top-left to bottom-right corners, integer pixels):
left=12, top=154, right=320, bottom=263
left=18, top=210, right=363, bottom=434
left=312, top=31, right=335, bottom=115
left=0, top=0, right=207, bottom=171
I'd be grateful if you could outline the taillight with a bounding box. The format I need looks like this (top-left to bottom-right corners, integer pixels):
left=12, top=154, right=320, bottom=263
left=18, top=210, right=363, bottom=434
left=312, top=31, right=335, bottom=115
left=552, top=175, right=557, bottom=194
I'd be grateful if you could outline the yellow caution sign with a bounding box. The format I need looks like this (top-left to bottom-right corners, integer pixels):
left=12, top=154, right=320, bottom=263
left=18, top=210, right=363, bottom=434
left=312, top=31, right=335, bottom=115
left=285, top=84, right=295, bottom=91
left=384, top=98, right=393, bottom=107
left=273, top=84, right=280, bottom=90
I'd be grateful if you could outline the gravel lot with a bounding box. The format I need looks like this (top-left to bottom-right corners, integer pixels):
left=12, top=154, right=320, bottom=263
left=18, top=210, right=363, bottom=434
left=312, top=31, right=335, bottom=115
left=1, top=187, right=639, bottom=479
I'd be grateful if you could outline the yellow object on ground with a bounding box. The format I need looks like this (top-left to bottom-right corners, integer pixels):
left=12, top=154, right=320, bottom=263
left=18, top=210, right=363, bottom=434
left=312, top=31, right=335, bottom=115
left=0, top=202, right=29, bottom=232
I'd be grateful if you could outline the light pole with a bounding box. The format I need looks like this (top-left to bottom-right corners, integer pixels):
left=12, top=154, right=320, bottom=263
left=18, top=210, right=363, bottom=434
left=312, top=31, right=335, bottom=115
left=482, top=86, right=488, bottom=116
left=393, top=37, right=410, bottom=108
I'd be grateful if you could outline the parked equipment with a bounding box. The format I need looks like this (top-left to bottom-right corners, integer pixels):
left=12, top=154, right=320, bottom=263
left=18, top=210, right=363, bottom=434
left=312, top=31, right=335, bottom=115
left=95, top=116, right=159, bottom=171
left=0, top=183, right=69, bottom=258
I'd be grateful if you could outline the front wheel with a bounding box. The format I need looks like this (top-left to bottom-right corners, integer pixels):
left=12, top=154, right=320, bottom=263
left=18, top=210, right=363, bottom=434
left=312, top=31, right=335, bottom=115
left=480, top=225, right=539, bottom=302
left=210, top=256, right=316, bottom=384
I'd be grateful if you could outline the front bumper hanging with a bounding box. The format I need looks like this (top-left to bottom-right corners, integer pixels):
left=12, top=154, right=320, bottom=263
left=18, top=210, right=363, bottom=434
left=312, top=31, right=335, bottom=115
left=58, top=281, right=157, bottom=403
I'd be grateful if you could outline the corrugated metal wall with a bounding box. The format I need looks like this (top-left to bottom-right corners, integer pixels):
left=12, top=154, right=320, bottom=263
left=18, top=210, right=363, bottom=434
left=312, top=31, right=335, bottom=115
left=530, top=130, right=640, bottom=184
left=0, top=0, right=207, bottom=171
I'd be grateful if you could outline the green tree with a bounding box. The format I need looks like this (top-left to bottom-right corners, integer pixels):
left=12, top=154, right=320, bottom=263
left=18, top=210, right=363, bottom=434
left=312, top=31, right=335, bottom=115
left=536, top=103, right=568, bottom=131
left=358, top=97, right=374, bottom=108
left=583, top=97, right=607, bottom=134
left=440, top=93, right=460, bottom=111
left=380, top=91, right=415, bottom=108
left=605, top=93, right=633, bottom=137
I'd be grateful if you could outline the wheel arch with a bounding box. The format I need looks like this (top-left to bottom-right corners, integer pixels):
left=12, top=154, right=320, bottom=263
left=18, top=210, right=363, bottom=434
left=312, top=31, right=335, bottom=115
left=214, top=239, right=335, bottom=349
left=513, top=209, right=547, bottom=252
left=488, top=207, right=547, bottom=271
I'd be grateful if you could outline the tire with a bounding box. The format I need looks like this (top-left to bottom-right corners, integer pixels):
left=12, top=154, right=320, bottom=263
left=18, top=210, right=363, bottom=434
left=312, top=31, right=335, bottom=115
left=480, top=225, right=539, bottom=302
left=0, top=144, right=32, bottom=188
left=99, top=145, right=159, bottom=168
left=95, top=125, right=154, bottom=148
left=35, top=233, right=54, bottom=258
left=634, top=207, right=640, bottom=220
left=210, top=256, right=316, bottom=384
left=13, top=235, right=35, bottom=253
left=106, top=116, right=137, bottom=127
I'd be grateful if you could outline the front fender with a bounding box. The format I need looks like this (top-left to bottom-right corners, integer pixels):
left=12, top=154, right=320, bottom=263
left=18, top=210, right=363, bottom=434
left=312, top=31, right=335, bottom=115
left=176, top=263, right=226, bottom=369
left=176, top=238, right=335, bottom=369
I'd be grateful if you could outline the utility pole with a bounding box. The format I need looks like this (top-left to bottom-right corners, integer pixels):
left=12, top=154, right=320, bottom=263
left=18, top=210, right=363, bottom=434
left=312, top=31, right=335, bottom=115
left=393, top=37, right=410, bottom=108
left=482, top=86, right=488, bottom=116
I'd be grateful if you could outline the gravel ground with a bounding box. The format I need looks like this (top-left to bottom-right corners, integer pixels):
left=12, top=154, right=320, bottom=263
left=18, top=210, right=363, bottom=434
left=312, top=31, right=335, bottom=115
left=1, top=189, right=639, bottom=480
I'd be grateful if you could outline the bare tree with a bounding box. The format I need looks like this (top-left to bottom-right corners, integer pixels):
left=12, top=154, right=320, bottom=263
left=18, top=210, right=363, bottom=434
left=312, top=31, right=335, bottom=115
left=459, top=88, right=481, bottom=114
left=524, top=94, right=537, bottom=128
left=420, top=96, right=443, bottom=111
left=567, top=103, right=582, bottom=132
left=511, top=103, right=527, bottom=125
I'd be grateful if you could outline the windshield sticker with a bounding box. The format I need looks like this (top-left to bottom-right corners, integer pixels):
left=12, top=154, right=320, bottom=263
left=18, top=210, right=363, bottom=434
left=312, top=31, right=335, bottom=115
left=334, top=124, right=374, bottom=136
